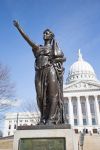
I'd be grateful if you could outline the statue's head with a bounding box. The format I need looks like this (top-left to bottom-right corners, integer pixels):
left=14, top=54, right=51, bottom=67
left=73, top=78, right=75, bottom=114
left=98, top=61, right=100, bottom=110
left=43, top=29, right=55, bottom=41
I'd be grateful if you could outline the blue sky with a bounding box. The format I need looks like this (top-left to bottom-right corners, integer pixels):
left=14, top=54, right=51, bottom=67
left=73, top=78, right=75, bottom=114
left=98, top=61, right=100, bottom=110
left=0, top=0, right=100, bottom=113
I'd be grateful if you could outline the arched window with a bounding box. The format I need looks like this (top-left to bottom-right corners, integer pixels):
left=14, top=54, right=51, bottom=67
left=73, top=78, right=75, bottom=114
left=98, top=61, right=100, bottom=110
left=72, top=97, right=77, bottom=116
left=73, top=103, right=77, bottom=116
left=99, top=100, right=100, bottom=112
left=14, top=124, right=16, bottom=129
left=90, top=100, right=95, bottom=115
left=8, top=125, right=11, bottom=129
left=97, top=95, right=100, bottom=112
left=81, top=100, right=86, bottom=116
left=64, top=103, right=69, bottom=115
left=89, top=96, right=95, bottom=116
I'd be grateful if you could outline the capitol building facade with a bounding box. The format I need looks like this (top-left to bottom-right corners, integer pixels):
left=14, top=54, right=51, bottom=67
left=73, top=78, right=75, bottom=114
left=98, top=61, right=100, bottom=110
left=63, top=50, right=100, bottom=134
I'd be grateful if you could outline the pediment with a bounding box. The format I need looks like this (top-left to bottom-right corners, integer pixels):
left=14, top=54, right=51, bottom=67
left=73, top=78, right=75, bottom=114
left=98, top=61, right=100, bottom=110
left=63, top=80, right=100, bottom=92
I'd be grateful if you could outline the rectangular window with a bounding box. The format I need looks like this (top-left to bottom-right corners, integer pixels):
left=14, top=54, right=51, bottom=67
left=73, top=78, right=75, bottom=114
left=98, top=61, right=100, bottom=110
left=74, top=119, right=78, bottom=125
left=25, top=120, right=28, bottom=122
left=92, top=118, right=96, bottom=125
left=83, top=119, right=87, bottom=125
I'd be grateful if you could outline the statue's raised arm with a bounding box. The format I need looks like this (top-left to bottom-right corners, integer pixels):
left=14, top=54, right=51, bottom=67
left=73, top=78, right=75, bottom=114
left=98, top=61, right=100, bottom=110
left=13, top=20, right=39, bottom=51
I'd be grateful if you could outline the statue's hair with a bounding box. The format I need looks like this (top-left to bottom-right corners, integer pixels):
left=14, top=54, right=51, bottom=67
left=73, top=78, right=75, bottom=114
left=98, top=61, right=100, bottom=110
left=43, top=29, right=55, bottom=39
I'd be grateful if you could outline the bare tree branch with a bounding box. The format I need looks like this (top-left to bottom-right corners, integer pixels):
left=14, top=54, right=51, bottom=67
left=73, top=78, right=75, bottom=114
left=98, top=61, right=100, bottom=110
left=0, top=63, right=15, bottom=117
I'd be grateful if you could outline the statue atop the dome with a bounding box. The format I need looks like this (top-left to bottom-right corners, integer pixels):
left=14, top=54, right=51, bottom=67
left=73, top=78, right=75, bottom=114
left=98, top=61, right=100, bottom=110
left=78, top=49, right=83, bottom=61
left=13, top=20, right=66, bottom=125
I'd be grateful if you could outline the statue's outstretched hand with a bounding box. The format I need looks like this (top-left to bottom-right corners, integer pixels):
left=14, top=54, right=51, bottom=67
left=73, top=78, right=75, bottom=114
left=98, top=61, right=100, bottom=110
left=13, top=20, right=19, bottom=28
left=13, top=20, right=38, bottom=50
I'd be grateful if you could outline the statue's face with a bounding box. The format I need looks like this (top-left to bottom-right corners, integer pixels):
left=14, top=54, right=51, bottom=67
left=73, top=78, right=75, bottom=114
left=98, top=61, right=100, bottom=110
left=43, top=30, right=53, bottom=40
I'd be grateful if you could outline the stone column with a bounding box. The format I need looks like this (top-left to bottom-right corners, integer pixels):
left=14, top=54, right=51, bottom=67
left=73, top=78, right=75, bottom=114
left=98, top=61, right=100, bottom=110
left=95, top=95, right=100, bottom=125
left=86, top=96, right=92, bottom=125
left=77, top=96, right=83, bottom=125
left=68, top=97, right=74, bottom=125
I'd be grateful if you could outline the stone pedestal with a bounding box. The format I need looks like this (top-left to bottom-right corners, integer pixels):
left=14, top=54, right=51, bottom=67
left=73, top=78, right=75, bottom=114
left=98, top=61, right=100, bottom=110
left=13, top=124, right=78, bottom=150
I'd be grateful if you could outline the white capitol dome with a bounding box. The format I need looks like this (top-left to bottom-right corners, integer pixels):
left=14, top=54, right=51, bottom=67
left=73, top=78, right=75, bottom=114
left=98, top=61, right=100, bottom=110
left=66, top=50, right=97, bottom=83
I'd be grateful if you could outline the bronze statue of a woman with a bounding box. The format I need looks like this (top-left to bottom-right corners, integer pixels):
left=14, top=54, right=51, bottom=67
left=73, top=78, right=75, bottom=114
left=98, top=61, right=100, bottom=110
left=13, top=20, right=66, bottom=125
